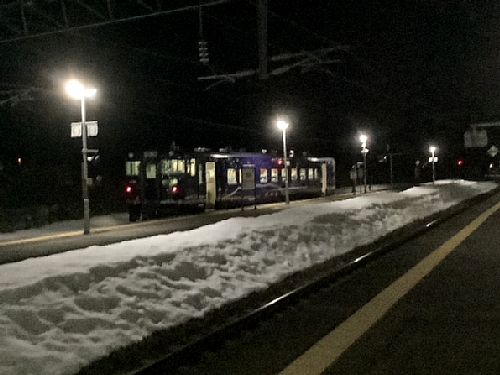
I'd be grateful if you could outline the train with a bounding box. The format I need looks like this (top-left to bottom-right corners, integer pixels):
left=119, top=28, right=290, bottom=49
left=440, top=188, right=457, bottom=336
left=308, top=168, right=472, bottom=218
left=124, top=147, right=336, bottom=221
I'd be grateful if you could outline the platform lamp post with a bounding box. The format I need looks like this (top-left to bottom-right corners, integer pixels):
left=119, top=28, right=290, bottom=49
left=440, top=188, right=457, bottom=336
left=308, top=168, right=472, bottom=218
left=360, top=134, right=368, bottom=193
left=429, top=145, right=436, bottom=184
left=277, top=119, right=290, bottom=204
left=66, top=80, right=97, bottom=235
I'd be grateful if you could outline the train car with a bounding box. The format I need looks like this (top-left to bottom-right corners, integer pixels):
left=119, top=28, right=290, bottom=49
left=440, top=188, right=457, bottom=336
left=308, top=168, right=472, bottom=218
left=124, top=148, right=335, bottom=221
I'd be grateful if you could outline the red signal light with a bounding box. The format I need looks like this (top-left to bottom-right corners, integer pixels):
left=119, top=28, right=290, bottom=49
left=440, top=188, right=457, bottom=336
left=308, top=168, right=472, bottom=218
left=172, top=185, right=179, bottom=194
left=457, top=159, right=464, bottom=166
left=126, top=186, right=133, bottom=194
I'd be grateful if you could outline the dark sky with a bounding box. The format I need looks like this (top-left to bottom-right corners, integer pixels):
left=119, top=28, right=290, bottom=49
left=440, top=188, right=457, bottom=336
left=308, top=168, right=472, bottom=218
left=0, top=1, right=499, bottom=173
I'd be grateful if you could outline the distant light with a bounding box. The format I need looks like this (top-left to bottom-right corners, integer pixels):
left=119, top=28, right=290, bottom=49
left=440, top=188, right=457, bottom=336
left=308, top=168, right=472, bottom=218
left=17, top=157, right=21, bottom=165
left=277, top=119, right=288, bottom=130
left=429, top=146, right=436, bottom=153
left=457, top=159, right=464, bottom=166
left=359, top=134, right=367, bottom=143
left=172, top=185, right=179, bottom=194
left=125, top=186, right=133, bottom=193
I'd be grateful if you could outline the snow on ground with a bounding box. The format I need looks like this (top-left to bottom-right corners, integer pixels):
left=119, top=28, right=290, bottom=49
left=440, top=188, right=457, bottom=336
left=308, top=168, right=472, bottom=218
left=0, top=180, right=497, bottom=375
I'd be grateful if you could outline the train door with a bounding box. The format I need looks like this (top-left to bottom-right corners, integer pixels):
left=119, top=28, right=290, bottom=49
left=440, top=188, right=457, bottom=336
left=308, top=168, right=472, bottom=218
left=206, top=161, right=216, bottom=208
left=141, top=158, right=160, bottom=218
left=321, top=163, right=327, bottom=195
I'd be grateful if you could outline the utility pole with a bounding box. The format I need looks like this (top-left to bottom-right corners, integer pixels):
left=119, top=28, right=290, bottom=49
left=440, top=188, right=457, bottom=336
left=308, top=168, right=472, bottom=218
left=198, top=4, right=209, bottom=64
left=257, top=0, right=267, bottom=80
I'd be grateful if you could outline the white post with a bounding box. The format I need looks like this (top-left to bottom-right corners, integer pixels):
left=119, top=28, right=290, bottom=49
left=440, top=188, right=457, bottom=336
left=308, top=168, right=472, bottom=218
left=81, top=95, right=90, bottom=234
left=429, top=146, right=436, bottom=184
left=67, top=80, right=96, bottom=235
left=282, top=127, right=289, bottom=204
left=277, top=119, right=290, bottom=204
left=363, top=151, right=367, bottom=193
left=432, top=149, right=435, bottom=183
left=360, top=134, right=368, bottom=194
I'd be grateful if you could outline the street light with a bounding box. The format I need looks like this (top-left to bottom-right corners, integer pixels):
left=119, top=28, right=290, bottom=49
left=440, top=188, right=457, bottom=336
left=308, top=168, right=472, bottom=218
left=277, top=119, right=290, bottom=204
left=66, top=80, right=97, bottom=235
left=360, top=134, right=368, bottom=193
left=429, top=145, right=436, bottom=183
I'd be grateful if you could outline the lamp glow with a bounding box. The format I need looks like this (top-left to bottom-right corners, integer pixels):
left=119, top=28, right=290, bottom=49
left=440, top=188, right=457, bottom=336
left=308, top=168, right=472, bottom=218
left=66, top=80, right=96, bottom=99
left=277, top=120, right=288, bottom=130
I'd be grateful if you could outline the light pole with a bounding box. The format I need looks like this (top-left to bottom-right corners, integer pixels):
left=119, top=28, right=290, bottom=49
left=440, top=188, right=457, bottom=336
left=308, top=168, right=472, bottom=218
left=66, top=80, right=97, bottom=235
left=277, top=119, right=290, bottom=204
left=360, top=134, right=368, bottom=193
left=429, top=145, right=436, bottom=184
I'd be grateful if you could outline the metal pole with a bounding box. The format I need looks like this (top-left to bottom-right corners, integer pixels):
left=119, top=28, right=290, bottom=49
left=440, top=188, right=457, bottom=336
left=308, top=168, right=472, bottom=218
left=363, top=152, right=367, bottom=193
left=432, top=151, right=435, bottom=183
left=257, top=0, right=267, bottom=80
left=81, top=96, right=90, bottom=234
left=389, top=153, right=393, bottom=187
left=282, top=128, right=289, bottom=204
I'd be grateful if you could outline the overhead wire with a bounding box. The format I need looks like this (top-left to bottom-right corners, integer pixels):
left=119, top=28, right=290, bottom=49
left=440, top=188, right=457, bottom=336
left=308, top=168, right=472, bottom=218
left=0, top=0, right=234, bottom=44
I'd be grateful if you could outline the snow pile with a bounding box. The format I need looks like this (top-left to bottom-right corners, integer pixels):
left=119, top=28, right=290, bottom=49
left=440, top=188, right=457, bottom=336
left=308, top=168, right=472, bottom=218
left=0, top=180, right=496, bottom=375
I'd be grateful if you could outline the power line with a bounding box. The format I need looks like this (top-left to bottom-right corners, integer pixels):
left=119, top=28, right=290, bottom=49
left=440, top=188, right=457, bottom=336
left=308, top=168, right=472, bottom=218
left=0, top=0, right=233, bottom=44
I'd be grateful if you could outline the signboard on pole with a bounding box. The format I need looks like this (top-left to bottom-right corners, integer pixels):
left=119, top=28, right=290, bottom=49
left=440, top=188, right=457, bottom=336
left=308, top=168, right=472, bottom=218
left=70, top=121, right=98, bottom=137
left=464, top=129, right=487, bottom=148
left=487, top=145, right=498, bottom=157
left=242, top=165, right=256, bottom=190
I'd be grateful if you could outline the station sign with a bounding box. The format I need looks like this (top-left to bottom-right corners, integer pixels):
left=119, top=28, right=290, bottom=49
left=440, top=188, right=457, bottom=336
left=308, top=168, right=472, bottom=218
left=487, top=145, right=498, bottom=157
left=71, top=121, right=98, bottom=137
left=242, top=165, right=256, bottom=190
left=464, top=129, right=487, bottom=148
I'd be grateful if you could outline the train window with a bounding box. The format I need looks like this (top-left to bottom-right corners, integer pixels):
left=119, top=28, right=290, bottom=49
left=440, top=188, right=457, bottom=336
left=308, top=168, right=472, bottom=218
left=260, top=168, right=268, bottom=183
left=291, top=168, right=298, bottom=181
left=283, top=168, right=289, bottom=182
left=227, top=168, right=237, bottom=184
left=160, top=159, right=186, bottom=173
left=177, top=159, right=185, bottom=173
left=309, top=168, right=315, bottom=180
left=160, top=160, right=169, bottom=173
left=300, top=168, right=306, bottom=180
left=146, top=163, right=156, bottom=179
left=271, top=168, right=278, bottom=182
left=126, top=161, right=140, bottom=176
left=189, top=159, right=196, bottom=177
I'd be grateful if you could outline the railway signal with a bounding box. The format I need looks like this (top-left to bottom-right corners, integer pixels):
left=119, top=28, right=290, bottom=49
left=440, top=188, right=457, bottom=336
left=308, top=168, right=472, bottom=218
left=199, top=40, right=209, bottom=64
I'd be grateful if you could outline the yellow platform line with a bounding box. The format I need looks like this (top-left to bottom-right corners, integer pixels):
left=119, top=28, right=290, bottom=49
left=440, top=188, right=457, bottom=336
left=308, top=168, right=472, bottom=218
left=279, top=200, right=500, bottom=375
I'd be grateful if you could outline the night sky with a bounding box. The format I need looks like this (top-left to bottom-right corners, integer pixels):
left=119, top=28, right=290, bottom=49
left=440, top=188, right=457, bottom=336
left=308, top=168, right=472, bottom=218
left=0, top=1, right=499, bottom=188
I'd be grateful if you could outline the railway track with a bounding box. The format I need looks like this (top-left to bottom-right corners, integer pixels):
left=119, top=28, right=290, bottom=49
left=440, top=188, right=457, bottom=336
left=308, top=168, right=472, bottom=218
left=75, top=188, right=499, bottom=375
